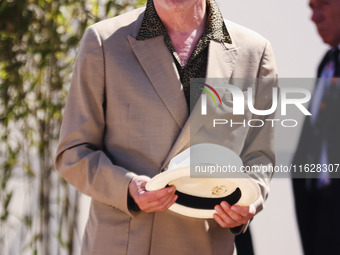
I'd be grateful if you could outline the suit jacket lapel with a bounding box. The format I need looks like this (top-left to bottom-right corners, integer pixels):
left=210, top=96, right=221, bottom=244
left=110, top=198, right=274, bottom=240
left=161, top=40, right=239, bottom=169
left=206, top=40, right=238, bottom=79
left=188, top=40, right=239, bottom=136
left=128, top=35, right=188, bottom=129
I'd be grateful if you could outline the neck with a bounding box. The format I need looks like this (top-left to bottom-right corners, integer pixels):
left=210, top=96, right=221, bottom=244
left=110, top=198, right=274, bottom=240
left=154, top=0, right=207, bottom=66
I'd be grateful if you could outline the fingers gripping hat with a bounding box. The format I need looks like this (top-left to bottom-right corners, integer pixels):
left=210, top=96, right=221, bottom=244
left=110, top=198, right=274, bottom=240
left=146, top=143, right=260, bottom=218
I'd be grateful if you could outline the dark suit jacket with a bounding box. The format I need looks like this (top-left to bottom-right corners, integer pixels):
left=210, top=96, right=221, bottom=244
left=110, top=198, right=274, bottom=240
left=292, top=49, right=340, bottom=177
left=292, top=49, right=340, bottom=255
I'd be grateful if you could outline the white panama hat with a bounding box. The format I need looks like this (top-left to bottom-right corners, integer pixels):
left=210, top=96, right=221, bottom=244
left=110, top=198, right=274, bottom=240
left=146, top=143, right=260, bottom=218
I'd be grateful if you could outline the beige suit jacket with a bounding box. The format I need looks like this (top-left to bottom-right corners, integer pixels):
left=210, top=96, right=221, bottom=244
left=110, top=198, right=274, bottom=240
left=55, top=6, right=277, bottom=255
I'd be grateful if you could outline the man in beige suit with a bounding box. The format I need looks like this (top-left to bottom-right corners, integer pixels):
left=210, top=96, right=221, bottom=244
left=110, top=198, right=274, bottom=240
left=55, top=0, right=277, bottom=254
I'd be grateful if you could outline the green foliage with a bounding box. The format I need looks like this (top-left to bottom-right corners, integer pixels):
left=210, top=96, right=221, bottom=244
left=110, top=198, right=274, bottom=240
left=0, top=0, right=145, bottom=254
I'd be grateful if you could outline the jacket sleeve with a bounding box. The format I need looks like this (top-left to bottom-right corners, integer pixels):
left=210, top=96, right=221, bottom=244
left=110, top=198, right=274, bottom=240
left=232, top=40, right=278, bottom=234
left=55, top=25, right=137, bottom=217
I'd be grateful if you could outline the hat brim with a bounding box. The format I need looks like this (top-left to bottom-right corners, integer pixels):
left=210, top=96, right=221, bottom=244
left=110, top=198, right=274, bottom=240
left=146, top=166, right=260, bottom=218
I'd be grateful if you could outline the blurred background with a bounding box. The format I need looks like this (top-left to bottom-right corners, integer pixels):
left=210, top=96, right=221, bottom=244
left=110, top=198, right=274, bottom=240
left=0, top=0, right=328, bottom=254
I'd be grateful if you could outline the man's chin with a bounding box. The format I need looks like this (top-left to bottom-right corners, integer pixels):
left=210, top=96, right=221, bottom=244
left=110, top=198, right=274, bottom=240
left=318, top=33, right=333, bottom=47
left=323, top=39, right=339, bottom=48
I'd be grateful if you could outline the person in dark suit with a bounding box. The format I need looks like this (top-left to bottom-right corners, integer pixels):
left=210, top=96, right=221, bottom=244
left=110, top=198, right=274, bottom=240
left=292, top=0, right=340, bottom=254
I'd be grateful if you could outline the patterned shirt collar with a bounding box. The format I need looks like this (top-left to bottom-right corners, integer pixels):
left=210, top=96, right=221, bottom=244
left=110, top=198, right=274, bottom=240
left=136, top=0, right=232, bottom=44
